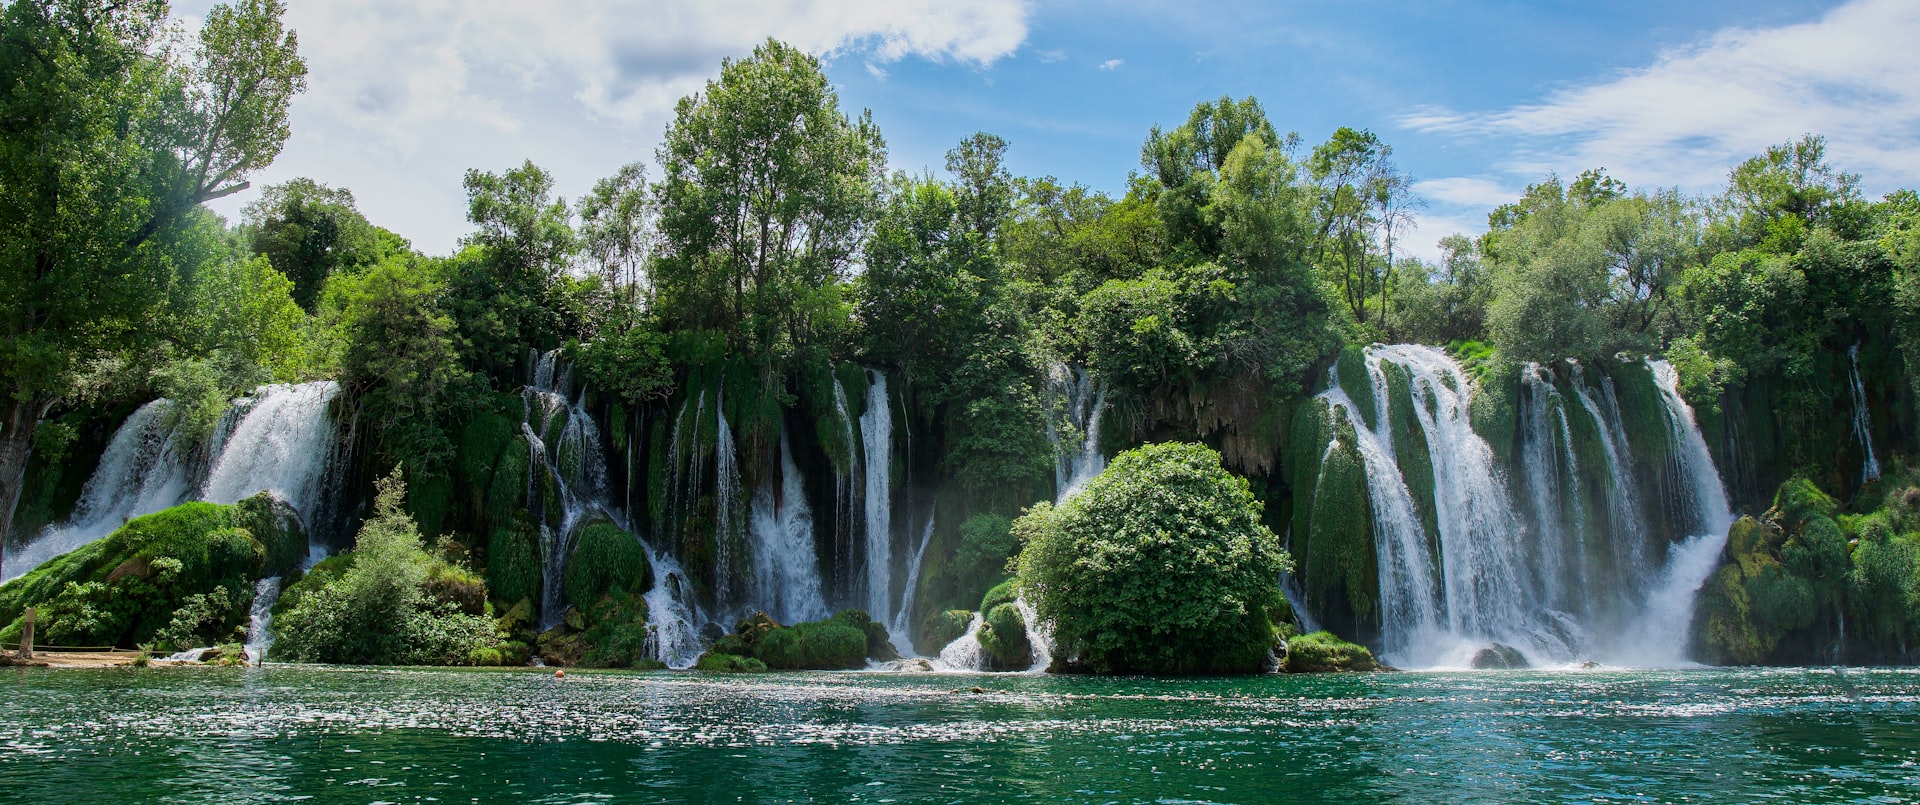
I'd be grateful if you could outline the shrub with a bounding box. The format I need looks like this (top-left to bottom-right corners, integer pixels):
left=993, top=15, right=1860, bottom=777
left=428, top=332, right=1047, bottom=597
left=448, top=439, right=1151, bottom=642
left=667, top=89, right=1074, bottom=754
left=485, top=517, right=542, bottom=608
left=273, top=469, right=505, bottom=665
left=922, top=609, right=974, bottom=650
left=1283, top=631, right=1380, bottom=673
left=1016, top=442, right=1290, bottom=674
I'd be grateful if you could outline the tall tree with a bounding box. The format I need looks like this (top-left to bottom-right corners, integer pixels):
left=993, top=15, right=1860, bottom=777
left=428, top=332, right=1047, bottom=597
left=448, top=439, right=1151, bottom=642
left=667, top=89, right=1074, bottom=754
left=243, top=178, right=382, bottom=310
left=653, top=38, right=885, bottom=358
left=0, top=0, right=304, bottom=552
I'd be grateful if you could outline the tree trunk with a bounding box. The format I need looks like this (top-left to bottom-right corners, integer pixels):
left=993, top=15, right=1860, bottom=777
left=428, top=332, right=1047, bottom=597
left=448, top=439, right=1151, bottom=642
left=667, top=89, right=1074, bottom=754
left=0, top=392, right=53, bottom=579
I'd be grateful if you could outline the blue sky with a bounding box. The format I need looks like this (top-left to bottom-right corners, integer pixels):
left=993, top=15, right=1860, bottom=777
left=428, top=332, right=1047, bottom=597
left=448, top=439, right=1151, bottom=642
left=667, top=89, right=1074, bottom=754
left=185, top=0, right=1917, bottom=261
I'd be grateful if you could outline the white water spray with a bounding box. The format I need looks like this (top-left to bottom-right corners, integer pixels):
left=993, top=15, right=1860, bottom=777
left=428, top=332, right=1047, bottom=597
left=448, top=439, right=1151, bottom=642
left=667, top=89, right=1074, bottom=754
left=1847, top=342, right=1881, bottom=484
left=746, top=434, right=828, bottom=624
left=859, top=369, right=893, bottom=620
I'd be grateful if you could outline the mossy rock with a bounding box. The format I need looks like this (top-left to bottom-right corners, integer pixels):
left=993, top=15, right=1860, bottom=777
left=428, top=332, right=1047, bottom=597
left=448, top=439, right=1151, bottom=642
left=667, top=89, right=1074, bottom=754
left=922, top=609, right=975, bottom=651
left=1334, top=346, right=1377, bottom=431
left=577, top=590, right=655, bottom=669
left=1282, top=631, right=1381, bottom=673
left=234, top=492, right=307, bottom=577
left=977, top=601, right=1032, bottom=670
left=750, top=612, right=875, bottom=670
left=563, top=522, right=653, bottom=612
left=0, top=502, right=263, bottom=648
left=980, top=578, right=1018, bottom=614
left=424, top=563, right=489, bottom=617
left=695, top=652, right=769, bottom=672
left=407, top=472, right=454, bottom=539
left=537, top=625, right=587, bottom=667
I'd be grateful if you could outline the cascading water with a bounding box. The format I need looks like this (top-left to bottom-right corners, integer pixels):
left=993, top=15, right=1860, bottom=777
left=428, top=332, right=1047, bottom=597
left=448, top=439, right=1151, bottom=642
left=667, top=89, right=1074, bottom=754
left=829, top=375, right=858, bottom=597
left=519, top=349, right=704, bottom=665
left=1848, top=342, right=1881, bottom=484
left=1046, top=364, right=1108, bottom=502
left=1315, top=360, right=1444, bottom=661
left=1622, top=359, right=1735, bottom=665
left=746, top=434, right=828, bottom=624
left=1517, top=364, right=1588, bottom=610
left=202, top=383, right=343, bottom=518
left=244, top=576, right=283, bottom=664
left=859, top=369, right=893, bottom=620
left=1571, top=363, right=1651, bottom=593
left=712, top=389, right=743, bottom=617
left=6, top=381, right=342, bottom=582
left=890, top=512, right=936, bottom=647
left=1299, top=346, right=1738, bottom=668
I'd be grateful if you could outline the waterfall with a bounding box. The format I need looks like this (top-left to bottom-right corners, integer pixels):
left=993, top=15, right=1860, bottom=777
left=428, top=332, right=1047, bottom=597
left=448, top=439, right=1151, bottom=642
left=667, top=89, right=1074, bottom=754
left=1315, top=362, right=1444, bottom=661
left=859, top=369, right=893, bottom=620
left=643, top=547, right=705, bottom=669
left=202, top=383, right=343, bottom=520
left=244, top=576, right=283, bottom=665
left=520, top=351, right=612, bottom=629
left=936, top=613, right=987, bottom=671
left=1015, top=598, right=1054, bottom=673
left=890, top=512, right=936, bottom=648
left=1571, top=363, right=1651, bottom=591
left=1517, top=364, right=1587, bottom=609
left=1848, top=342, right=1881, bottom=484
left=6, top=381, right=341, bottom=583
left=1046, top=364, right=1108, bottom=502
left=1623, top=359, right=1735, bottom=665
left=746, top=434, right=828, bottom=624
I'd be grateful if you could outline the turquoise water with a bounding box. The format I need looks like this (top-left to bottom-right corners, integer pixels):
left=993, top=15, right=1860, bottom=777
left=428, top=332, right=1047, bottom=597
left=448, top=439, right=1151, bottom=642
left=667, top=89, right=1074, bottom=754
left=4, top=666, right=1919, bottom=803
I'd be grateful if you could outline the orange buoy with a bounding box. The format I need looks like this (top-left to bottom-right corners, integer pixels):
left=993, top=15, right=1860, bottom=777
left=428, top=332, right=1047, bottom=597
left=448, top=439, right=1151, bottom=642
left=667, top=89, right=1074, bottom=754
left=555, top=669, right=566, bottom=678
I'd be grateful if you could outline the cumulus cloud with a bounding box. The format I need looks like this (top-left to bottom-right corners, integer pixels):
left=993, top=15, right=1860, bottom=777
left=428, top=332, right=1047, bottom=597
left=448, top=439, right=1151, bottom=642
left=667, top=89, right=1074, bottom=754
left=1401, top=0, right=1920, bottom=193
left=280, top=0, right=1033, bottom=145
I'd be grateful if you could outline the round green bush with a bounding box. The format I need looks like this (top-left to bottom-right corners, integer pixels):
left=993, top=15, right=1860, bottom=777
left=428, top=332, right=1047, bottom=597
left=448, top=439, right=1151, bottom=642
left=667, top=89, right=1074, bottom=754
left=922, top=609, right=975, bottom=650
left=1016, top=441, right=1290, bottom=674
left=1282, top=631, right=1380, bottom=673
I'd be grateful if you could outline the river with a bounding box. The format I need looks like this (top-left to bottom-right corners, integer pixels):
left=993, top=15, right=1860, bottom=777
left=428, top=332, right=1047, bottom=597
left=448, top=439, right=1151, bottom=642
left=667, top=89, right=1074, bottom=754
left=4, top=666, right=1918, bottom=803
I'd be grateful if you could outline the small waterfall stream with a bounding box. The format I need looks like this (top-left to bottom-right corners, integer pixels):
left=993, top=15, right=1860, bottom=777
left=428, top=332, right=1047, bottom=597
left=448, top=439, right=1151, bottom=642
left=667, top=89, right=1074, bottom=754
left=244, top=576, right=284, bottom=664
left=890, top=512, right=936, bottom=648
left=1848, top=342, right=1881, bottom=484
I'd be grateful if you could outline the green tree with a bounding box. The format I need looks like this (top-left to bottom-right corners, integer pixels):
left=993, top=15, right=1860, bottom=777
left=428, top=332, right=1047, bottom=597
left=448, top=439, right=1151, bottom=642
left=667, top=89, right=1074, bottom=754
left=241, top=178, right=385, bottom=311
left=653, top=38, right=885, bottom=358
left=446, top=160, right=578, bottom=378
left=1016, top=442, right=1290, bottom=674
left=0, top=0, right=304, bottom=555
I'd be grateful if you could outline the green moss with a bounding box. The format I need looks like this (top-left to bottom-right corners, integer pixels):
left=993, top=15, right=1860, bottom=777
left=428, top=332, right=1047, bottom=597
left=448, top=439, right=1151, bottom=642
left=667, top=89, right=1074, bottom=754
left=1306, top=413, right=1379, bottom=631
left=1335, top=346, right=1376, bottom=431
left=1774, top=476, right=1839, bottom=529
left=694, top=652, right=769, bottom=672
left=456, top=409, right=515, bottom=505
left=977, top=601, right=1032, bottom=669
left=563, top=522, right=652, bottom=612
left=577, top=589, right=655, bottom=669
left=1468, top=360, right=1520, bottom=466
left=836, top=363, right=870, bottom=422
left=234, top=492, right=307, bottom=578
left=485, top=517, right=542, bottom=608
left=1382, top=361, right=1437, bottom=541
left=922, top=609, right=974, bottom=650
left=1282, top=630, right=1380, bottom=673
left=486, top=436, right=531, bottom=524
left=407, top=471, right=453, bottom=538
left=0, top=502, right=262, bottom=648
left=980, top=577, right=1018, bottom=613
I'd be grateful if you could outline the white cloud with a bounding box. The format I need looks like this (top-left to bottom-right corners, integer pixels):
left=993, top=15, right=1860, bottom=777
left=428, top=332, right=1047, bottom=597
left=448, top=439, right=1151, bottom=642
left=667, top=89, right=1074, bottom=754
left=1399, top=210, right=1487, bottom=262
left=1036, top=49, right=1067, bottom=63
left=866, top=62, right=890, bottom=80
left=175, top=0, right=1033, bottom=253
left=1412, top=177, right=1520, bottom=209
left=1401, top=0, right=1920, bottom=194
left=1099, top=59, right=1124, bottom=71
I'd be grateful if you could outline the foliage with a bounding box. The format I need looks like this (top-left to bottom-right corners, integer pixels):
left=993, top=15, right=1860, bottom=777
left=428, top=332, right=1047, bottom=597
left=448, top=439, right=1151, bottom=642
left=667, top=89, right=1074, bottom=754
left=1282, top=631, right=1380, bottom=673
left=654, top=38, right=882, bottom=359
left=1017, top=442, right=1290, bottom=674
left=273, top=469, right=505, bottom=665
left=563, top=522, right=653, bottom=611
left=953, top=515, right=1017, bottom=599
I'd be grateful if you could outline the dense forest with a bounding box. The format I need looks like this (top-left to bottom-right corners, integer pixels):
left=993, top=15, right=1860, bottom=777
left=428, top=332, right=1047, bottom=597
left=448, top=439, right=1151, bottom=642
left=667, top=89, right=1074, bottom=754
left=3, top=0, right=1917, bottom=672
